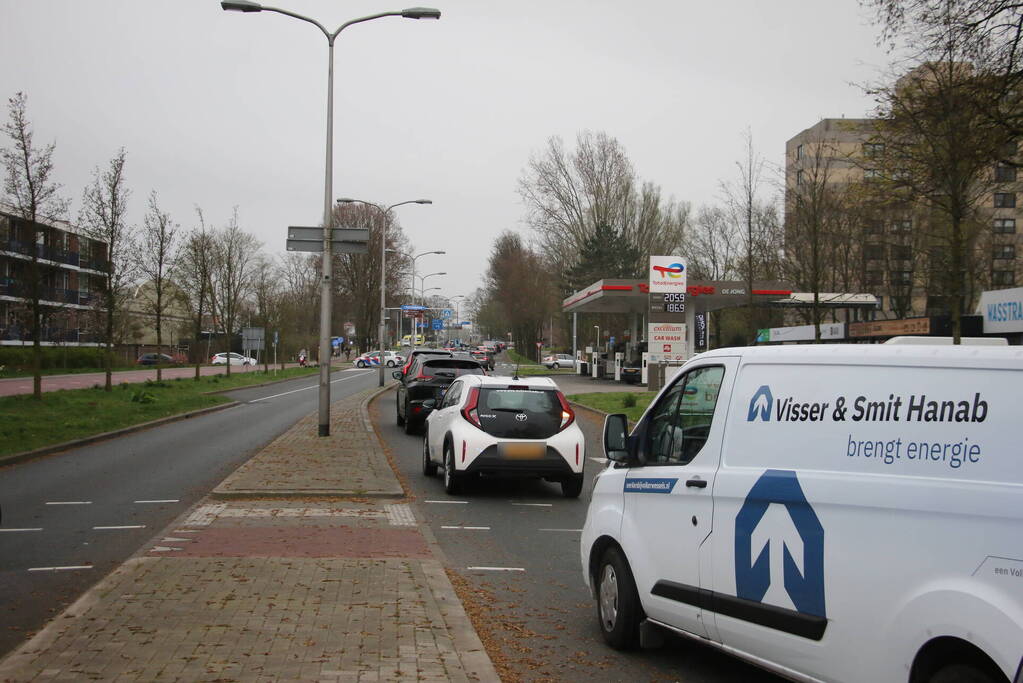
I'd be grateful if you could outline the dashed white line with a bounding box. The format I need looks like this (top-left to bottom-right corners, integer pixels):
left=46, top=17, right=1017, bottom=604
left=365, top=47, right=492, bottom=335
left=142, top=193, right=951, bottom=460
left=0, top=528, right=43, bottom=532
left=467, top=566, right=525, bottom=572
left=93, top=525, right=146, bottom=530
left=511, top=503, right=552, bottom=507
left=45, top=501, right=91, bottom=505
left=149, top=546, right=182, bottom=553
left=134, top=499, right=179, bottom=504
left=424, top=500, right=469, bottom=504
left=28, top=565, right=93, bottom=572
left=441, top=526, right=491, bottom=530
left=249, top=371, right=373, bottom=402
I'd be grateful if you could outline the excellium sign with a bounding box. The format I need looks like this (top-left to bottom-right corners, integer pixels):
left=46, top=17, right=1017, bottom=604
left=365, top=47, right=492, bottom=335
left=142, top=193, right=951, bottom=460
left=649, top=256, right=687, bottom=293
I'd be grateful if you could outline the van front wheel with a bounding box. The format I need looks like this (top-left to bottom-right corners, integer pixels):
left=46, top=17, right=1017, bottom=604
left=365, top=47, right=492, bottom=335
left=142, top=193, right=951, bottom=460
left=930, top=664, right=1000, bottom=683
left=596, top=547, right=642, bottom=650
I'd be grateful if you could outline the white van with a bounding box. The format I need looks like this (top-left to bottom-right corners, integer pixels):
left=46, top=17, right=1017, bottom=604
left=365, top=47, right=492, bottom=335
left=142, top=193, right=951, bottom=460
left=581, top=345, right=1023, bottom=683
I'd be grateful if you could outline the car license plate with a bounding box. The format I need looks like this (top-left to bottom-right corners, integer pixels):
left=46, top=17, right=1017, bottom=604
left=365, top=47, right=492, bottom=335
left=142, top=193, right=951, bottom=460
left=500, top=443, right=545, bottom=459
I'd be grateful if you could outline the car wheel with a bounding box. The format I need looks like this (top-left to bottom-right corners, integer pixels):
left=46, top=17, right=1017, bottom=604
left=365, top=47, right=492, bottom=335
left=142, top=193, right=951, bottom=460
left=403, top=401, right=417, bottom=435
left=422, top=432, right=437, bottom=476
left=596, top=546, right=643, bottom=650
left=562, top=474, right=584, bottom=498
left=356, top=360, right=365, bottom=368
left=930, top=664, right=1000, bottom=683
left=553, top=362, right=560, bottom=370
left=396, top=398, right=405, bottom=426
left=443, top=443, right=461, bottom=495
left=386, top=360, right=395, bottom=367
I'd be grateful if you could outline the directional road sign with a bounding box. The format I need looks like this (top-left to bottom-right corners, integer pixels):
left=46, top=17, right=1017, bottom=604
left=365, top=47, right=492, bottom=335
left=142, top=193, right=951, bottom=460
left=431, top=318, right=443, bottom=330
left=401, top=304, right=428, bottom=311
left=286, top=226, right=369, bottom=254
left=441, top=308, right=452, bottom=319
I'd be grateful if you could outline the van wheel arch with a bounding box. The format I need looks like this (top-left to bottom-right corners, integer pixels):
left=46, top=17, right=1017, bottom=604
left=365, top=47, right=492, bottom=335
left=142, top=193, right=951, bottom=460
left=910, top=637, right=1008, bottom=683
left=589, top=536, right=626, bottom=593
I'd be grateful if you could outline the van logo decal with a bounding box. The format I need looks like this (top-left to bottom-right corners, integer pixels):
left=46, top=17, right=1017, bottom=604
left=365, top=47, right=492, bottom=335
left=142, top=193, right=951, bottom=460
left=624, top=478, right=678, bottom=494
left=747, top=385, right=773, bottom=421
left=735, top=470, right=826, bottom=618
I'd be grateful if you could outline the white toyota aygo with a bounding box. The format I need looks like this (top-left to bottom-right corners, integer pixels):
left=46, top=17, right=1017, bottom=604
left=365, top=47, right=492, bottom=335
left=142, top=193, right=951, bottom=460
left=422, top=375, right=585, bottom=497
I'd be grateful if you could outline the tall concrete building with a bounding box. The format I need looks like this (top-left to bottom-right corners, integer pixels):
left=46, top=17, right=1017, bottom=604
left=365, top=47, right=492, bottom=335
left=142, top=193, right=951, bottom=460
left=784, top=116, right=1021, bottom=320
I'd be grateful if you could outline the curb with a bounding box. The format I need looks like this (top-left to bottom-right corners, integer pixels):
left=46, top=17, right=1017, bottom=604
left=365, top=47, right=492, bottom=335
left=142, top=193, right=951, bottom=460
left=568, top=399, right=640, bottom=430
left=0, top=400, right=240, bottom=468
left=365, top=387, right=502, bottom=683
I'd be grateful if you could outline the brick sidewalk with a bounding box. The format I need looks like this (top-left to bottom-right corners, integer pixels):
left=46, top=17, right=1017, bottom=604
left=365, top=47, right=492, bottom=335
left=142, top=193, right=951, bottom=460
left=0, top=387, right=498, bottom=682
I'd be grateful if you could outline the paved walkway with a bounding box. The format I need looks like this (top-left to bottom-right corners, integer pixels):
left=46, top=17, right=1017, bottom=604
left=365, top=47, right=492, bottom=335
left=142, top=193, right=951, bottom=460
left=0, top=386, right=498, bottom=682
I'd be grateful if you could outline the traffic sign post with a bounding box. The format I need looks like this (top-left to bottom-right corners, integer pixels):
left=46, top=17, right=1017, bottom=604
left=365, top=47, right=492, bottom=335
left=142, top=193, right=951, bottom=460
left=285, top=226, right=370, bottom=253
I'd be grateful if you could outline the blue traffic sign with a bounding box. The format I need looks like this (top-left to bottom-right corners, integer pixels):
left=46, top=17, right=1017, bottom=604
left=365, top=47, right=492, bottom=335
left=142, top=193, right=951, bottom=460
left=431, top=318, right=443, bottom=330
left=441, top=308, right=453, bottom=319
left=401, top=304, right=428, bottom=311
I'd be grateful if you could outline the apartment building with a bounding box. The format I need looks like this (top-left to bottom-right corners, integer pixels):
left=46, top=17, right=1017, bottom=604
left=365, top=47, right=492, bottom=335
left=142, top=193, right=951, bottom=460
left=784, top=117, right=1021, bottom=320
left=0, top=203, right=109, bottom=345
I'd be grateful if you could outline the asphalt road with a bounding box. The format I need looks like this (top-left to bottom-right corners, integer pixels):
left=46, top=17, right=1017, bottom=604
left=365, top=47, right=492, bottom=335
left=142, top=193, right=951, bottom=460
left=372, top=373, right=784, bottom=682
left=0, top=367, right=377, bottom=657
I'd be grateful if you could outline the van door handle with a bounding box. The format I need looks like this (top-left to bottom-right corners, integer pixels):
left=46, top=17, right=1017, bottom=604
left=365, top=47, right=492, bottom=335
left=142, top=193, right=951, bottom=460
left=685, top=478, right=707, bottom=489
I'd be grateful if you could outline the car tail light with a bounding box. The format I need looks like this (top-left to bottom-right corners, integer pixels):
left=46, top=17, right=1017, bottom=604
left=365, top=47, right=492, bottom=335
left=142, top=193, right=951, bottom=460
left=461, top=386, right=482, bottom=429
left=556, top=391, right=575, bottom=431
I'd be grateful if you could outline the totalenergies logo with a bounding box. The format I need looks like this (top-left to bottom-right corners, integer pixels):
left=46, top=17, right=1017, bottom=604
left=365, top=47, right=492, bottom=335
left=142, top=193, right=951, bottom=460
left=652, top=262, right=685, bottom=279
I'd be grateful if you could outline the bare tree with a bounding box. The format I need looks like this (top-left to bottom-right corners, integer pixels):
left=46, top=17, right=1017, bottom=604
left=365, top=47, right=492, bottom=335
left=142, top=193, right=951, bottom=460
left=80, top=149, right=136, bottom=391
left=208, top=208, right=260, bottom=376
left=1, top=92, right=68, bottom=398
left=278, top=251, right=319, bottom=360
left=174, top=207, right=215, bottom=379
left=681, top=206, right=742, bottom=281
left=252, top=256, right=282, bottom=372
left=138, top=191, right=178, bottom=380
left=483, top=231, right=557, bottom=353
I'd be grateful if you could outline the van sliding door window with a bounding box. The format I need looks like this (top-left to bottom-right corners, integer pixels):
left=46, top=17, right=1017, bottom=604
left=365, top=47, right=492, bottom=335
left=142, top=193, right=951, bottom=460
left=672, top=366, right=725, bottom=465
left=646, top=382, right=686, bottom=464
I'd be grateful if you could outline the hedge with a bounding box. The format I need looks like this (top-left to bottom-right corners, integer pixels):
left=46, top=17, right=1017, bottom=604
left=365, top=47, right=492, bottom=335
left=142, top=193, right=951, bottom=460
left=0, top=346, right=128, bottom=371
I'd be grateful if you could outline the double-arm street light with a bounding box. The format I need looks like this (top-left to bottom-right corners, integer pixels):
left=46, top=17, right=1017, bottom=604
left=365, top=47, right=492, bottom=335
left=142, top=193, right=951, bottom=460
left=408, top=251, right=445, bottom=352
left=221, top=1, right=440, bottom=434
left=449, top=294, right=466, bottom=343
left=337, top=198, right=432, bottom=386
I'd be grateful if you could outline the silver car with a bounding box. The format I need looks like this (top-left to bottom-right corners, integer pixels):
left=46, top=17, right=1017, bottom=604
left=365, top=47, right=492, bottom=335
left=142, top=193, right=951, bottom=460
left=542, top=353, right=578, bottom=369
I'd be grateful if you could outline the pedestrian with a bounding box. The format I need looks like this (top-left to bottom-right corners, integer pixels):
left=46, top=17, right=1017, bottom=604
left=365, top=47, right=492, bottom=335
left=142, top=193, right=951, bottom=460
left=298, top=348, right=308, bottom=367
left=344, top=345, right=351, bottom=361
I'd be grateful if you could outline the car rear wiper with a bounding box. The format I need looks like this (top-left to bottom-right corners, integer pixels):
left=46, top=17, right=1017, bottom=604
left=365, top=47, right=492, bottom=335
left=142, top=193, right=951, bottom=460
left=490, top=407, right=528, bottom=412
left=433, top=371, right=456, bottom=377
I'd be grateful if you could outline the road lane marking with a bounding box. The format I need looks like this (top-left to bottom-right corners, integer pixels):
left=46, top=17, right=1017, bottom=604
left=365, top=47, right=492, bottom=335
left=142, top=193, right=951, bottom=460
left=149, top=546, right=182, bottom=553
left=28, top=565, right=93, bottom=572
left=424, top=500, right=469, bottom=504
left=0, top=528, right=43, bottom=532
left=46, top=501, right=91, bottom=505
left=93, top=525, right=146, bottom=530
left=183, top=503, right=227, bottom=527
left=162, top=537, right=191, bottom=543
left=511, top=503, right=552, bottom=507
left=441, top=526, right=490, bottom=530
left=467, top=566, right=525, bottom=572
left=539, top=528, right=582, bottom=532
left=250, top=371, right=373, bottom=402
left=134, top=499, right=179, bottom=504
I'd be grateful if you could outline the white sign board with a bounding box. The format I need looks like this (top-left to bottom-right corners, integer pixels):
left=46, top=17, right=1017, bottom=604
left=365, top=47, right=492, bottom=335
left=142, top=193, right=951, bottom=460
left=649, top=256, right=687, bottom=294
left=764, top=322, right=845, bottom=343
left=978, top=286, right=1023, bottom=334
left=648, top=322, right=688, bottom=362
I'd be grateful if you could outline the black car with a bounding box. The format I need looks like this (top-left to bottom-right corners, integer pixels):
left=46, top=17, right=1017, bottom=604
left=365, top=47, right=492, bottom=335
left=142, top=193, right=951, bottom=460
left=399, top=348, right=453, bottom=376
left=136, top=352, right=177, bottom=366
left=394, top=357, right=485, bottom=434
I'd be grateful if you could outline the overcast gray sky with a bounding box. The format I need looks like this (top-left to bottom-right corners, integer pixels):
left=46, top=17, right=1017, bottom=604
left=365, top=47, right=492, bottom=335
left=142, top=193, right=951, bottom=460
left=1, top=0, right=890, bottom=301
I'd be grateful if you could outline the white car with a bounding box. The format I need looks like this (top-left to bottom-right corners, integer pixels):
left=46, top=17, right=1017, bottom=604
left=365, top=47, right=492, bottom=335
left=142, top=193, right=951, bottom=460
left=542, top=353, right=578, bottom=369
left=354, top=350, right=405, bottom=368
left=421, top=375, right=585, bottom=497
left=211, top=352, right=256, bottom=366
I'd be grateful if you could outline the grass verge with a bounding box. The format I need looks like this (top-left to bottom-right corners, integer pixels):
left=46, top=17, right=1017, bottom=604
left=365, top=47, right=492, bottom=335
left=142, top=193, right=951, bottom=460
left=0, top=366, right=319, bottom=457
left=567, top=391, right=657, bottom=423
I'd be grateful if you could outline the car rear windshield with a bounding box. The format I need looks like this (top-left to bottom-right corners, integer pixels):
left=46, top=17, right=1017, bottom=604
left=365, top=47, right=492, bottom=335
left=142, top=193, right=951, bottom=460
left=476, top=388, right=563, bottom=439
left=419, top=360, right=483, bottom=378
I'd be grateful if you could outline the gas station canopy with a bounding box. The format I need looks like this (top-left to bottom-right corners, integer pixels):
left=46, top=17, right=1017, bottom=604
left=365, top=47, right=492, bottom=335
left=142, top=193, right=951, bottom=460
left=562, top=278, right=796, bottom=315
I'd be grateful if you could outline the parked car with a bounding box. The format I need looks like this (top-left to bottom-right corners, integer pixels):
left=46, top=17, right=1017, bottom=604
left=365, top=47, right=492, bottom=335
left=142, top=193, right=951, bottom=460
left=394, top=356, right=485, bottom=434
left=542, top=353, right=577, bottom=370
left=211, top=352, right=256, bottom=366
left=136, top=352, right=182, bottom=366
left=354, top=351, right=405, bottom=368
left=470, top=350, right=494, bottom=371
left=421, top=375, right=584, bottom=497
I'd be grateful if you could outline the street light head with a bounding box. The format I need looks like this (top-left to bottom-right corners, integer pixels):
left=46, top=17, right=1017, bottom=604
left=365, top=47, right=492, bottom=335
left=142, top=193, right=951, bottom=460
left=413, top=199, right=433, bottom=204
left=433, top=250, right=446, bottom=255
left=401, top=7, right=441, bottom=19
left=221, top=0, right=263, bottom=12
left=336, top=198, right=357, bottom=204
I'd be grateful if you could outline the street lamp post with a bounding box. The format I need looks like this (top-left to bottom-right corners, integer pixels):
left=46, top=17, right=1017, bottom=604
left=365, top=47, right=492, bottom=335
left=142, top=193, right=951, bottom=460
left=337, top=199, right=432, bottom=387
left=222, top=0, right=440, bottom=435
left=408, top=251, right=445, bottom=353
left=449, top=294, right=465, bottom=344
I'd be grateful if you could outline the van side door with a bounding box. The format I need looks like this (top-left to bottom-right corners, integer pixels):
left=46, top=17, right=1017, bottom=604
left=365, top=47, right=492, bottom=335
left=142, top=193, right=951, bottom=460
left=621, top=360, right=734, bottom=638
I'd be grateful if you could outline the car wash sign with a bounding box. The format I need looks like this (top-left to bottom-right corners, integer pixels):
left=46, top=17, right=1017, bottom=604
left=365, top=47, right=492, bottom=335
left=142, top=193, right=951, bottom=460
left=648, top=322, right=687, bottom=361
left=649, top=256, right=687, bottom=294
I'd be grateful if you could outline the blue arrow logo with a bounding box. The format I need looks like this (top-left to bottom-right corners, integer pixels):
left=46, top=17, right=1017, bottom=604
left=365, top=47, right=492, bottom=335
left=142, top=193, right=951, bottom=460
left=747, top=385, right=773, bottom=422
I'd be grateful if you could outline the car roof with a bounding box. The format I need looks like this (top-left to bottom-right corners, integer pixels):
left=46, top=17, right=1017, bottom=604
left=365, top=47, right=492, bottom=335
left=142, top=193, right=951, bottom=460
left=460, top=375, right=558, bottom=389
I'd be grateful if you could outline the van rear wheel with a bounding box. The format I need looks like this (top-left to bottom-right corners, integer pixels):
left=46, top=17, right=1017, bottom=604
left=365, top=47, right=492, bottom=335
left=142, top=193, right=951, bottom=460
left=596, top=546, right=642, bottom=650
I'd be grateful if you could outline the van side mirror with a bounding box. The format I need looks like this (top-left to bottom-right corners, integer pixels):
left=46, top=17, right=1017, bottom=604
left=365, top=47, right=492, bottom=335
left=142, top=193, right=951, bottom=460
left=603, top=413, right=630, bottom=462
left=391, top=370, right=402, bottom=380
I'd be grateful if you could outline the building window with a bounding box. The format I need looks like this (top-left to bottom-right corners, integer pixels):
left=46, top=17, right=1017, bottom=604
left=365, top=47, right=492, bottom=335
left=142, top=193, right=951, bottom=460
left=994, top=244, right=1016, bottom=260
left=995, top=163, right=1017, bottom=182
left=864, top=168, right=881, bottom=180
left=994, top=218, right=1017, bottom=234
left=993, top=270, right=1016, bottom=286
left=865, top=219, right=884, bottom=235
left=890, top=270, right=913, bottom=285
left=79, top=237, right=91, bottom=262
left=863, top=142, right=885, bottom=158
left=0, top=215, right=9, bottom=243
left=864, top=244, right=884, bottom=261
left=994, top=192, right=1017, bottom=208
left=892, top=218, right=912, bottom=232
left=865, top=270, right=884, bottom=286
left=796, top=144, right=804, bottom=160
left=892, top=245, right=913, bottom=261
left=796, top=170, right=805, bottom=186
